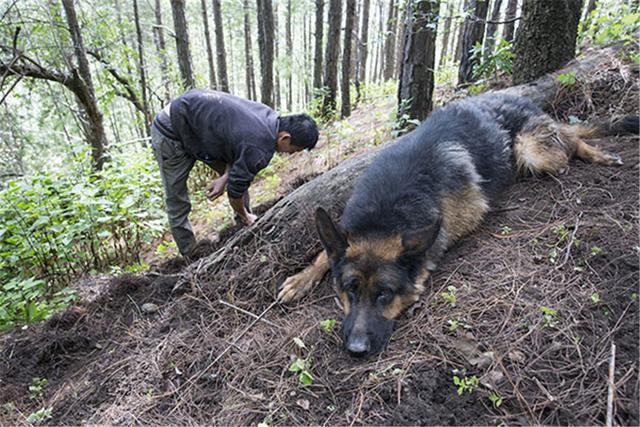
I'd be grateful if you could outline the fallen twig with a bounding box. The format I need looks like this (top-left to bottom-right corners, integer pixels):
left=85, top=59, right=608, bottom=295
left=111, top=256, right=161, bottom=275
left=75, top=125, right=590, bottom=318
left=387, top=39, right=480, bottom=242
left=606, top=341, right=616, bottom=427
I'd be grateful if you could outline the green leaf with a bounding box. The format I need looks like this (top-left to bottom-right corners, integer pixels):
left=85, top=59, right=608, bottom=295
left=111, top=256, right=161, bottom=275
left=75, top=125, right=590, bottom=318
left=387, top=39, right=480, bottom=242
left=299, top=371, right=314, bottom=385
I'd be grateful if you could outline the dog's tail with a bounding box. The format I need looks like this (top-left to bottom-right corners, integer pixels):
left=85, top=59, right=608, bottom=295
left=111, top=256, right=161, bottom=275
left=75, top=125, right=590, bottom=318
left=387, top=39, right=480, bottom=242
left=513, top=115, right=636, bottom=176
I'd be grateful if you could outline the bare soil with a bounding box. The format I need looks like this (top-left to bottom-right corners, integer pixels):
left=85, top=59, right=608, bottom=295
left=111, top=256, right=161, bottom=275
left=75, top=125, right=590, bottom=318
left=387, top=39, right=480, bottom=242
left=0, top=64, right=638, bottom=426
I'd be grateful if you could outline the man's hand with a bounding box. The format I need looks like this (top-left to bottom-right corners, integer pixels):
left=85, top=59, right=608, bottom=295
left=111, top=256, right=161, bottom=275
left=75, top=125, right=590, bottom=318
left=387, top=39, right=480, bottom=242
left=229, top=196, right=257, bottom=226
left=205, top=176, right=227, bottom=201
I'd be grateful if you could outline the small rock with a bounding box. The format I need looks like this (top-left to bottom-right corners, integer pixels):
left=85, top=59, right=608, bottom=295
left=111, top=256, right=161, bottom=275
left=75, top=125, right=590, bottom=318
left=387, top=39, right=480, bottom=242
left=141, top=303, right=159, bottom=314
left=296, top=399, right=310, bottom=410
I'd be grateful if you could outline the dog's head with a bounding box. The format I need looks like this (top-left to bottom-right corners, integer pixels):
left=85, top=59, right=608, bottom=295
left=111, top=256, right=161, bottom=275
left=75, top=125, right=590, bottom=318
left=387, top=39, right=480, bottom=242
left=315, top=208, right=441, bottom=357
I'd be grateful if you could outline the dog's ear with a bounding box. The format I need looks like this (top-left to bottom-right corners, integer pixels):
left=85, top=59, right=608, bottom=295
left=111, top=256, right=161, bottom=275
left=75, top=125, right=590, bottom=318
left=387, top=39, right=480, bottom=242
left=315, top=207, right=347, bottom=261
left=400, top=217, right=442, bottom=258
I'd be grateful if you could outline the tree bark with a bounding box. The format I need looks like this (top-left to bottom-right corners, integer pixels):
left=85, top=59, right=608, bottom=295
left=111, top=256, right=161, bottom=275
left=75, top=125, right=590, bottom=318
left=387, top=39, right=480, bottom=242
left=201, top=0, right=218, bottom=90
left=321, top=0, right=342, bottom=118
left=256, top=0, right=275, bottom=107
left=502, top=0, right=518, bottom=42
left=484, top=0, right=503, bottom=58
left=243, top=0, right=257, bottom=100
left=355, top=0, right=371, bottom=102
left=382, top=0, right=397, bottom=81
left=133, top=0, right=150, bottom=136
left=61, top=0, right=108, bottom=170
left=274, top=4, right=282, bottom=109
left=212, top=0, right=229, bottom=92
left=394, top=1, right=407, bottom=79
left=341, top=0, right=356, bottom=118
left=181, top=42, right=626, bottom=283
left=153, top=0, right=172, bottom=103
left=170, top=0, right=195, bottom=90
left=457, top=0, right=489, bottom=86
left=454, top=0, right=471, bottom=62
left=286, top=0, right=293, bottom=111
left=313, top=0, right=325, bottom=93
left=438, top=0, right=454, bottom=67
left=397, top=0, right=439, bottom=123
left=512, top=0, right=583, bottom=85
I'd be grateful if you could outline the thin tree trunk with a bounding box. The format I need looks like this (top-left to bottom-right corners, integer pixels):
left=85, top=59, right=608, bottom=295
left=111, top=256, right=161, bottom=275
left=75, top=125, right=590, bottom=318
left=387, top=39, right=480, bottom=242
left=455, top=0, right=471, bottom=61
left=286, top=0, right=293, bottom=111
left=257, top=0, right=275, bottom=107
left=394, top=1, right=407, bottom=79
left=398, top=0, right=439, bottom=123
left=484, top=0, right=504, bottom=58
left=61, top=0, right=108, bottom=170
left=383, top=0, right=397, bottom=80
left=356, top=0, right=371, bottom=94
left=313, top=0, right=325, bottom=93
left=321, top=0, right=342, bottom=117
left=243, top=0, right=257, bottom=100
left=133, top=0, right=150, bottom=136
left=457, top=0, right=489, bottom=85
left=274, top=4, right=281, bottom=109
left=375, top=0, right=385, bottom=82
left=153, top=0, right=171, bottom=103
left=341, top=0, right=356, bottom=118
left=438, top=0, right=454, bottom=67
left=212, top=0, right=229, bottom=92
left=502, top=0, right=518, bottom=42
left=201, top=0, right=218, bottom=90
left=170, top=0, right=195, bottom=90
left=513, top=0, right=583, bottom=84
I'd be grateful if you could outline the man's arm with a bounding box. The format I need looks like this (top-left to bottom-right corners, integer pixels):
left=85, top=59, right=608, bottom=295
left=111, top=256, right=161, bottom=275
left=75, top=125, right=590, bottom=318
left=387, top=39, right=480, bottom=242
left=205, top=164, right=230, bottom=201
left=229, top=194, right=257, bottom=225
left=226, top=146, right=272, bottom=226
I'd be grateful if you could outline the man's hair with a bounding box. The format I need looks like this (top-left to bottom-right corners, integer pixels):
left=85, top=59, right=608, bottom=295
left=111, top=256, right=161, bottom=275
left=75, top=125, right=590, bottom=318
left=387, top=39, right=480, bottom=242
left=279, top=114, right=319, bottom=149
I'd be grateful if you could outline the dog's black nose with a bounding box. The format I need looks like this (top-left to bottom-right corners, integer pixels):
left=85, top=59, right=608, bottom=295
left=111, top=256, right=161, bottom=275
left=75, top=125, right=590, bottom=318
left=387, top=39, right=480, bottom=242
left=346, top=335, right=370, bottom=357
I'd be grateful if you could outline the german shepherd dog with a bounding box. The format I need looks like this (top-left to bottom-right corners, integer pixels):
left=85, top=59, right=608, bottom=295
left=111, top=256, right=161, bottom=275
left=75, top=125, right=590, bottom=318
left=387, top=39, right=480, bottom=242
left=278, top=93, right=635, bottom=358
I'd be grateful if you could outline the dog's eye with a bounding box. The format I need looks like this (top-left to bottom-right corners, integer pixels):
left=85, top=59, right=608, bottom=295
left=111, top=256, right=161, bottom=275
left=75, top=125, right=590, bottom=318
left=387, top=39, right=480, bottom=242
left=376, top=289, right=393, bottom=305
left=343, top=277, right=359, bottom=291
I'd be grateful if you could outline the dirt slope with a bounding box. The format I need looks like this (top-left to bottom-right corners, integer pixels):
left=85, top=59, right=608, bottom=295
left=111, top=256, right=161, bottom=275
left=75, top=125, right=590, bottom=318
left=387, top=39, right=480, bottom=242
left=1, top=65, right=638, bottom=426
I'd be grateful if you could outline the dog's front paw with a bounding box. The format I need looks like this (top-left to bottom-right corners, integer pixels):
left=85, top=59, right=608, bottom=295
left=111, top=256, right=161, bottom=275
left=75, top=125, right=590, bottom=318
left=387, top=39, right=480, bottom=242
left=278, top=272, right=315, bottom=303
left=604, top=151, right=623, bottom=166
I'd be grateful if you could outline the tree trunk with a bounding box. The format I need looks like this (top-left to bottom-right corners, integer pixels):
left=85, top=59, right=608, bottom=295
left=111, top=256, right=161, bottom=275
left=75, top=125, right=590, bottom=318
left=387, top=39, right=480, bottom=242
left=321, top=0, right=342, bottom=118
left=398, top=0, right=439, bottom=123
left=170, top=0, right=195, bottom=90
left=313, top=0, right=325, bottom=93
left=286, top=0, right=293, bottom=111
left=502, top=0, right=518, bottom=42
left=355, top=0, right=371, bottom=102
left=512, top=0, right=583, bottom=85
left=457, top=0, right=489, bottom=86
left=256, top=0, right=275, bottom=107
left=438, top=0, right=454, bottom=67
left=133, top=0, right=151, bottom=136
left=212, top=0, right=229, bottom=92
left=181, top=42, right=626, bottom=283
left=153, top=0, right=172, bottom=103
left=201, top=0, right=218, bottom=90
left=394, top=1, right=407, bottom=79
left=341, top=0, right=356, bottom=118
left=383, top=0, right=397, bottom=81
left=243, top=0, right=257, bottom=100
left=454, top=0, right=471, bottom=61
left=61, top=0, right=108, bottom=170
left=274, top=4, right=282, bottom=109
left=484, top=0, right=503, bottom=58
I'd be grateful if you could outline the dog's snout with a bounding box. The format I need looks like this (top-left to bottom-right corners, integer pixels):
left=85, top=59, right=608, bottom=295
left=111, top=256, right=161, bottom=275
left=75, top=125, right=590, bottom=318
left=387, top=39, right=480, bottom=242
left=346, top=335, right=370, bottom=357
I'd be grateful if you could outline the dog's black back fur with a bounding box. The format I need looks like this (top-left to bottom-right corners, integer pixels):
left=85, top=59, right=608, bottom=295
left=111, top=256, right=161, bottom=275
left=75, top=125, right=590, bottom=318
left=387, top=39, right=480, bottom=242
left=342, top=93, right=540, bottom=237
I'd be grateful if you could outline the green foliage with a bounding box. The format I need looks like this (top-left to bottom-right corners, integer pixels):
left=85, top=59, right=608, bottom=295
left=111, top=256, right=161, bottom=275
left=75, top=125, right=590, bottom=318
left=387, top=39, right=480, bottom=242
left=0, top=147, right=164, bottom=330
left=320, top=318, right=337, bottom=333
left=453, top=374, right=479, bottom=395
left=581, top=2, right=640, bottom=47
left=488, top=391, right=503, bottom=408
left=471, top=39, right=515, bottom=80
left=556, top=71, right=578, bottom=87
left=440, top=285, right=457, bottom=307
left=29, top=377, right=48, bottom=400
left=393, top=98, right=422, bottom=136
left=540, top=306, right=558, bottom=328
left=27, top=407, right=52, bottom=424
left=500, top=225, right=513, bottom=236
left=289, top=357, right=314, bottom=386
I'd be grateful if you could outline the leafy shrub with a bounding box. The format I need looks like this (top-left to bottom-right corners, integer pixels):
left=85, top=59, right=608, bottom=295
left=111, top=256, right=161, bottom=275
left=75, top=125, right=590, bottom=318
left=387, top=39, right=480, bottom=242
left=471, top=39, right=515, bottom=81
left=581, top=2, right=639, bottom=47
left=0, top=146, right=165, bottom=329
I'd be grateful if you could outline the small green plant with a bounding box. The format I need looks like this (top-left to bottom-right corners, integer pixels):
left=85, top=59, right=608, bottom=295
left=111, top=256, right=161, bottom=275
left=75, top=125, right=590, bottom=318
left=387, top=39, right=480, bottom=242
left=590, top=246, right=603, bottom=256
left=557, top=71, right=578, bottom=87
left=447, top=319, right=459, bottom=332
left=320, top=318, right=337, bottom=333
left=540, top=306, right=558, bottom=328
left=591, top=292, right=601, bottom=304
left=26, top=407, right=52, bottom=424
left=453, top=374, right=479, bottom=395
left=467, top=81, right=488, bottom=96
left=393, top=98, right=422, bottom=136
left=471, top=38, right=515, bottom=80
left=289, top=357, right=314, bottom=386
left=29, top=377, right=48, bottom=400
left=499, top=225, right=512, bottom=236
left=488, top=391, right=503, bottom=408
left=552, top=225, right=570, bottom=242
left=440, top=285, right=457, bottom=307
